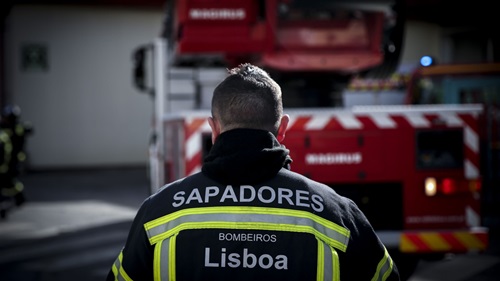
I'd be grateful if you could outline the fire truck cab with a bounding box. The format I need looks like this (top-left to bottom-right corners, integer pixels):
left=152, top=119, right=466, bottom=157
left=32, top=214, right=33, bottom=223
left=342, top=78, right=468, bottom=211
left=406, top=62, right=500, bottom=233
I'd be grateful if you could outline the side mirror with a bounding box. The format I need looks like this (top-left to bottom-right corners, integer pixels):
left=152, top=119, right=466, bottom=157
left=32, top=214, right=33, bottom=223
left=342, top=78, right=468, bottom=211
left=133, top=45, right=154, bottom=96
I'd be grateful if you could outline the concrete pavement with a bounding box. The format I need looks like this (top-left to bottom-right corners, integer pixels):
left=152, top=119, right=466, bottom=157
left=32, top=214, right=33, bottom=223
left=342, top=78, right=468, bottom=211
left=0, top=167, right=150, bottom=281
left=0, top=200, right=136, bottom=242
left=0, top=167, right=499, bottom=281
left=0, top=167, right=149, bottom=244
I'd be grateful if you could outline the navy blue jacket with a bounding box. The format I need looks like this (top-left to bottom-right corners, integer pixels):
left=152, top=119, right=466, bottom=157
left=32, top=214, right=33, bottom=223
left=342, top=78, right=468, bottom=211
left=108, top=129, right=400, bottom=281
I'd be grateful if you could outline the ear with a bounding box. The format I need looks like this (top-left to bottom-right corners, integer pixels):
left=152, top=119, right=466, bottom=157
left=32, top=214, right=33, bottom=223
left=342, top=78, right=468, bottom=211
left=276, top=114, right=289, bottom=142
left=208, top=116, right=221, bottom=144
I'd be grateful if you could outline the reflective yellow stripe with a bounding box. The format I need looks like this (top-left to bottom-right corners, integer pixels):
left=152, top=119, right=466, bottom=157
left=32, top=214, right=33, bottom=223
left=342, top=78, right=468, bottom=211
left=400, top=234, right=418, bottom=252
left=154, top=240, right=163, bottom=281
left=0, top=132, right=10, bottom=142
left=119, top=252, right=134, bottom=281
left=155, top=235, right=178, bottom=281
left=0, top=131, right=12, bottom=173
left=316, top=238, right=339, bottom=281
left=322, top=243, right=332, bottom=281
left=15, top=124, right=25, bottom=136
left=331, top=247, right=340, bottom=281
left=153, top=222, right=341, bottom=281
left=371, top=247, right=394, bottom=281
left=382, top=256, right=394, bottom=281
left=420, top=233, right=451, bottom=251
left=400, top=231, right=488, bottom=253
left=1, top=185, right=23, bottom=196
left=18, top=151, right=27, bottom=162
left=146, top=208, right=346, bottom=281
left=144, top=206, right=350, bottom=252
left=169, top=234, right=177, bottom=281
left=111, top=251, right=134, bottom=281
left=317, top=238, right=324, bottom=281
left=119, top=266, right=133, bottom=281
left=454, top=232, right=486, bottom=250
left=112, top=263, right=119, bottom=281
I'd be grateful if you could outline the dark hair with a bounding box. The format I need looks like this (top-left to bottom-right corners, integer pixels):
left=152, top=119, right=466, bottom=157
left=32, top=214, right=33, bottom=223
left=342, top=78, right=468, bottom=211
left=211, top=63, right=283, bottom=134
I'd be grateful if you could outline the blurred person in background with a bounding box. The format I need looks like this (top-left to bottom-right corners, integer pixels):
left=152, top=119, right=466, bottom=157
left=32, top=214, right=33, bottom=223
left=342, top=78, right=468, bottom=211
left=0, top=104, right=33, bottom=218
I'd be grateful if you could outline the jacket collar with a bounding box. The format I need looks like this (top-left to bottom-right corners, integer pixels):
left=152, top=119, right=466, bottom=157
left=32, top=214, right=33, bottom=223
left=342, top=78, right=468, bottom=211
left=202, top=128, right=292, bottom=185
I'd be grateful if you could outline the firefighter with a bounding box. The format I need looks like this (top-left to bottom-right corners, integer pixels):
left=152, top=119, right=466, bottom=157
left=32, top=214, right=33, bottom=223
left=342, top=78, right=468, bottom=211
left=0, top=104, right=32, bottom=214
left=108, top=63, right=400, bottom=281
left=0, top=128, right=13, bottom=218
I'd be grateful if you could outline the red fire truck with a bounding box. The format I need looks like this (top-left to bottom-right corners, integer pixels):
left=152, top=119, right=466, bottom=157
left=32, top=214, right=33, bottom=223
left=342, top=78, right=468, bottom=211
left=133, top=0, right=489, bottom=278
left=405, top=62, right=500, bottom=235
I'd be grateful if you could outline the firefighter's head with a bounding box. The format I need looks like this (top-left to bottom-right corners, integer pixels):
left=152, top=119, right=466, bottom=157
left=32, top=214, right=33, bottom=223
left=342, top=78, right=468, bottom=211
left=209, top=63, right=289, bottom=143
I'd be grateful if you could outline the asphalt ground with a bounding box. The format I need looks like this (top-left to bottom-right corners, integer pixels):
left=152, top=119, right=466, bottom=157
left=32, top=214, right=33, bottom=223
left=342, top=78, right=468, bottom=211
left=0, top=167, right=498, bottom=281
left=0, top=167, right=149, bottom=280
left=0, top=167, right=149, bottom=241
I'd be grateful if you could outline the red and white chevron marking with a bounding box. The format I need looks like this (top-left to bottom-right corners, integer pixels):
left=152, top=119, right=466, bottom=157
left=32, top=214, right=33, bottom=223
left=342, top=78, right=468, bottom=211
left=185, top=117, right=211, bottom=176
left=182, top=107, right=481, bottom=178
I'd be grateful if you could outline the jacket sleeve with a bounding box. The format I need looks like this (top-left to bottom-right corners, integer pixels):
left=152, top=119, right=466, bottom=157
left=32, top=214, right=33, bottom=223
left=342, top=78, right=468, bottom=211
left=107, top=197, right=154, bottom=281
left=339, top=199, right=400, bottom=281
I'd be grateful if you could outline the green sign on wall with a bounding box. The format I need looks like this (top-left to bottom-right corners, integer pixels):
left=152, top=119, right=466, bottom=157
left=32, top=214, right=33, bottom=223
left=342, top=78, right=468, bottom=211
left=21, top=43, right=49, bottom=72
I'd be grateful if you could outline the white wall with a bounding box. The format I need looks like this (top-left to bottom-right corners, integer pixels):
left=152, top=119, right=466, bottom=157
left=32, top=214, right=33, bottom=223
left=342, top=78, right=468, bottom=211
left=3, top=6, right=445, bottom=169
left=5, top=5, right=163, bottom=168
left=399, top=20, right=442, bottom=72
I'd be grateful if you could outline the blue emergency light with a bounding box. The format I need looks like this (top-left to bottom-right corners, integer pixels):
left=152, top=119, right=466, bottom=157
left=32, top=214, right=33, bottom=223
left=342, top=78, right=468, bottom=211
left=420, top=56, right=434, bottom=67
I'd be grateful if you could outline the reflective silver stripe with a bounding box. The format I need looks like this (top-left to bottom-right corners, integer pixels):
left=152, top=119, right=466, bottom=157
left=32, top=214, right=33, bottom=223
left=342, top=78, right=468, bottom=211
left=156, top=235, right=177, bottom=281
left=112, top=251, right=133, bottom=281
left=318, top=240, right=340, bottom=281
left=153, top=222, right=340, bottom=281
left=322, top=241, right=333, bottom=281
left=371, top=248, right=394, bottom=281
left=155, top=239, right=171, bottom=281
left=145, top=207, right=350, bottom=251
left=332, top=246, right=340, bottom=281
left=161, top=239, right=171, bottom=281
left=112, top=258, right=120, bottom=280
